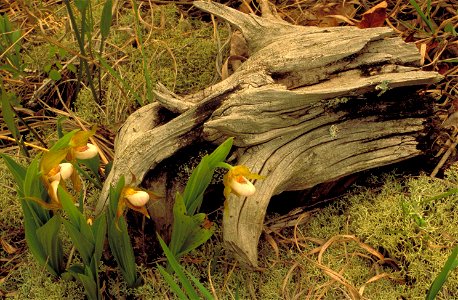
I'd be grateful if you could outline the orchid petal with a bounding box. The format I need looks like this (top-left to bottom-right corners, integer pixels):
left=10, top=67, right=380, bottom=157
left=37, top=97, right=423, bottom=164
left=73, top=143, right=98, bottom=160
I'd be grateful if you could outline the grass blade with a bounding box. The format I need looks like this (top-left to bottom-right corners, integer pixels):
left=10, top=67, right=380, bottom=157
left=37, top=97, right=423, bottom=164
left=1, top=89, right=28, bottom=156
left=157, top=265, right=189, bottom=300
left=157, top=234, right=200, bottom=299
left=408, top=0, right=436, bottom=33
left=97, top=53, right=143, bottom=105
left=100, top=0, right=113, bottom=45
left=426, top=245, right=458, bottom=300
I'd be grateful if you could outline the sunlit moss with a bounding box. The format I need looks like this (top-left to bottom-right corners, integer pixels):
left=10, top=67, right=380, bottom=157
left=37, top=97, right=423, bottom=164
left=94, top=4, right=228, bottom=125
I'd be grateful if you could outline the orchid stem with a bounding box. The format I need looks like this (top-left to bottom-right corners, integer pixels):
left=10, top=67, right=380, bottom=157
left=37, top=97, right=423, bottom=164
left=215, top=162, right=233, bottom=170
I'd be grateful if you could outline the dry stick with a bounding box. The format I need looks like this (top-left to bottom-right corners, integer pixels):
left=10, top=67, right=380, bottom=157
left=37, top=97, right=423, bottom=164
left=0, top=135, right=48, bottom=152
left=431, top=130, right=458, bottom=177
left=207, top=260, right=219, bottom=300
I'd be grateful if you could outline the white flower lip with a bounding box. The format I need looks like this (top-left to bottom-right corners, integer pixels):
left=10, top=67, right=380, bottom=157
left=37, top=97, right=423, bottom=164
left=59, top=163, right=74, bottom=180
left=125, top=191, right=150, bottom=207
left=230, top=176, right=256, bottom=196
left=74, top=143, right=98, bottom=160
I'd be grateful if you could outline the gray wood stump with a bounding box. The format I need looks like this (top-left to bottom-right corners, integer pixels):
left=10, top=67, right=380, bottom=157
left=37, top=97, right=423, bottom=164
left=95, top=1, right=442, bottom=267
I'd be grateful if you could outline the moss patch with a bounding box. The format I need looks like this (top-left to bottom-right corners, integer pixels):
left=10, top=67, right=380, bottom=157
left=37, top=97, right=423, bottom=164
left=75, top=4, right=228, bottom=127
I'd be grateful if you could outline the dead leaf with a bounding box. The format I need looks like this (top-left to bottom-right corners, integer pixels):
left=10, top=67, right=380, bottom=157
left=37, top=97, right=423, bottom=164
left=1, top=237, right=17, bottom=254
left=357, top=1, right=387, bottom=29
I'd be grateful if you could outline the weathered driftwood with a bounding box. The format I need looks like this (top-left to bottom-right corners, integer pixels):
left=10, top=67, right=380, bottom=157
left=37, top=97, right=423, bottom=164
left=96, top=1, right=442, bottom=267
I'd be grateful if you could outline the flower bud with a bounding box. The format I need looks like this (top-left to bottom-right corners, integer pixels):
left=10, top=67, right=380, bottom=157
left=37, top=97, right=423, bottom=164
left=74, top=143, right=98, bottom=160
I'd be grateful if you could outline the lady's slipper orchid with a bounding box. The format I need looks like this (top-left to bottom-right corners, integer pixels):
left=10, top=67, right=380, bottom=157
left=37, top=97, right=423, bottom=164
left=125, top=190, right=150, bottom=207
left=73, top=143, right=98, bottom=160
left=47, top=162, right=74, bottom=182
left=223, top=165, right=264, bottom=200
left=67, top=128, right=98, bottom=161
left=115, top=186, right=161, bottom=228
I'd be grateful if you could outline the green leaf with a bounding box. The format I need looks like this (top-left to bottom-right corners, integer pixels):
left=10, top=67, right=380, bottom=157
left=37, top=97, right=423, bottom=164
left=36, top=215, right=63, bottom=276
left=58, top=47, right=68, bottom=58
left=77, top=154, right=102, bottom=186
left=63, top=219, right=94, bottom=265
left=107, top=216, right=139, bottom=287
left=180, top=213, right=214, bottom=257
left=49, top=129, right=78, bottom=151
left=58, top=186, right=83, bottom=228
left=108, top=175, right=124, bottom=216
left=23, top=157, right=42, bottom=200
left=49, top=69, right=62, bottom=81
left=169, top=193, right=189, bottom=256
left=92, top=213, right=106, bottom=263
left=100, top=0, right=113, bottom=42
left=207, top=137, right=233, bottom=167
left=73, top=161, right=102, bottom=189
left=181, top=138, right=233, bottom=215
left=59, top=187, right=95, bottom=265
left=426, top=245, right=458, bottom=300
left=104, top=160, right=113, bottom=177
left=65, top=258, right=101, bottom=300
left=65, top=264, right=85, bottom=276
left=1, top=90, right=23, bottom=150
left=157, top=265, right=189, bottom=300
left=74, top=0, right=89, bottom=13
left=182, top=158, right=212, bottom=214
left=20, top=200, right=49, bottom=274
left=43, top=64, right=51, bottom=73
left=157, top=234, right=200, bottom=299
left=0, top=153, right=26, bottom=192
left=169, top=195, right=214, bottom=258
left=440, top=58, right=458, bottom=63
left=67, top=63, right=77, bottom=74
left=77, top=269, right=99, bottom=300
left=106, top=176, right=139, bottom=288
left=188, top=272, right=214, bottom=300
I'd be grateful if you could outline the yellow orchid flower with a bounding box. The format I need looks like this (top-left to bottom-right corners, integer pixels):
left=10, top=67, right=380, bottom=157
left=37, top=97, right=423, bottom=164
left=38, top=149, right=76, bottom=208
left=68, top=128, right=99, bottom=161
left=115, top=186, right=162, bottom=228
left=223, top=165, right=265, bottom=200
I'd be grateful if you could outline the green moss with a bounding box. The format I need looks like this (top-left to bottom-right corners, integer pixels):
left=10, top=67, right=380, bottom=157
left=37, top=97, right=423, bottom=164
left=0, top=158, right=23, bottom=231
left=148, top=171, right=458, bottom=299
left=0, top=254, right=85, bottom=299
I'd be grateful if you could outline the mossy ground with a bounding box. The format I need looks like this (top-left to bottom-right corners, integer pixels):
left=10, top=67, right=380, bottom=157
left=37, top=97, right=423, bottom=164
left=3, top=161, right=457, bottom=298
left=1, top=0, right=457, bottom=299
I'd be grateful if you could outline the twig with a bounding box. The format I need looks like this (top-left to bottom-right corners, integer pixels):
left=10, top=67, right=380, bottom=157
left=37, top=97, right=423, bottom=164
left=431, top=129, right=458, bottom=177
